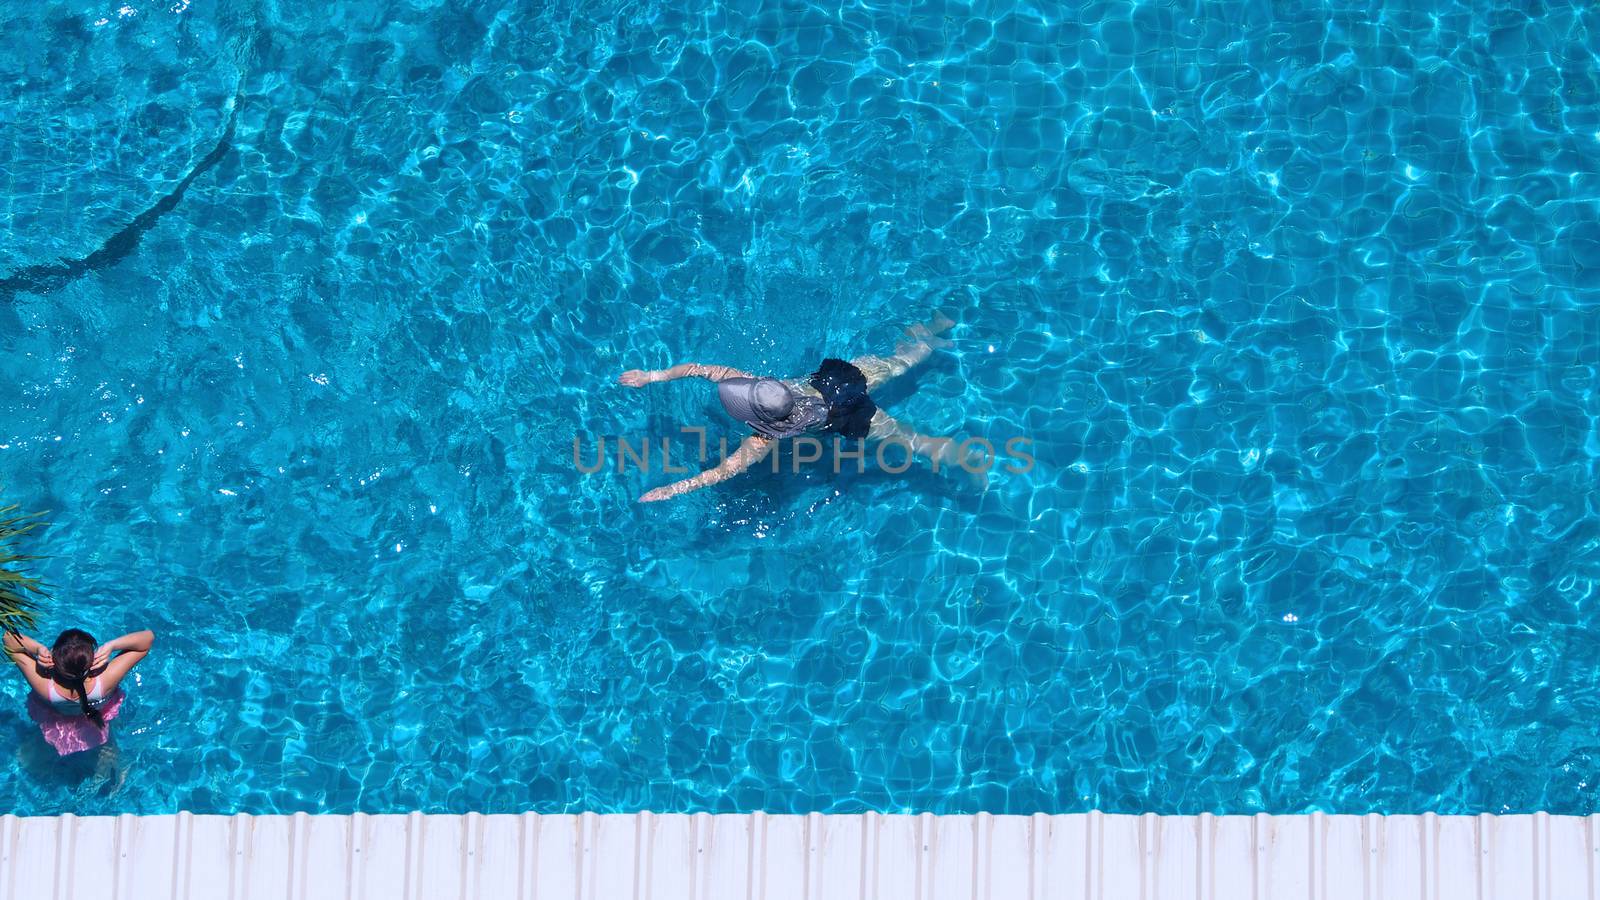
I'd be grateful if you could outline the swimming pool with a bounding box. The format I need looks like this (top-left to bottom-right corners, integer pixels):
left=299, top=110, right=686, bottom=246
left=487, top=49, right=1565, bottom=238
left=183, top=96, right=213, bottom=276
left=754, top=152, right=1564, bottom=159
left=1, top=0, right=1597, bottom=816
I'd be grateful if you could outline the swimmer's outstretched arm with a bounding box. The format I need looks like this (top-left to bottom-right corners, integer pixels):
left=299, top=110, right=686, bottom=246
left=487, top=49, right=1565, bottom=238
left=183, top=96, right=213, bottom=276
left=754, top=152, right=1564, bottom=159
left=619, top=363, right=751, bottom=387
left=639, top=434, right=774, bottom=502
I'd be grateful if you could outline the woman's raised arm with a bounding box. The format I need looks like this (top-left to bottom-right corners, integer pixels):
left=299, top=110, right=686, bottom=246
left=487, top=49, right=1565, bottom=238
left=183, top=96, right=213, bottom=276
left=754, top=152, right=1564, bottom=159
left=95, top=630, right=154, bottom=693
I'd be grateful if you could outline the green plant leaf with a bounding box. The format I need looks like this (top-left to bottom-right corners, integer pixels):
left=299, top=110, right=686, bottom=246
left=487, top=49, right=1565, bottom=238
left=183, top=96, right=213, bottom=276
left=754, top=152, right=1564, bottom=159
left=0, top=494, right=50, bottom=634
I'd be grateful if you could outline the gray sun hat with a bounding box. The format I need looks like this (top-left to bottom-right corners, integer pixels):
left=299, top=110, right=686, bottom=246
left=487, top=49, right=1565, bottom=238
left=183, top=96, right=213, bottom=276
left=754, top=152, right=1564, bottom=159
left=717, top=377, right=827, bottom=439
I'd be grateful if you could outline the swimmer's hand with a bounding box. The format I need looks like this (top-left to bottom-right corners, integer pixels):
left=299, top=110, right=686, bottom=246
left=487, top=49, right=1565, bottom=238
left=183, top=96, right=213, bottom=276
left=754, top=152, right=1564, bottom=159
left=34, top=648, right=52, bottom=669
left=639, top=486, right=673, bottom=503
left=619, top=369, right=653, bottom=387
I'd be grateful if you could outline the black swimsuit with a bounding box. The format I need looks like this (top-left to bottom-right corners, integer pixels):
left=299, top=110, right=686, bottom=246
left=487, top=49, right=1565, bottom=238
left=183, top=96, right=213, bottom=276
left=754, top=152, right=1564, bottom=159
left=809, top=358, right=877, bottom=439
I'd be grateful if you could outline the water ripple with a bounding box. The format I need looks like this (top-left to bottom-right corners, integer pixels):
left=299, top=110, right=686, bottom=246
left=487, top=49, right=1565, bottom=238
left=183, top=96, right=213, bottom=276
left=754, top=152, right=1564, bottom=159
left=0, top=0, right=1597, bottom=816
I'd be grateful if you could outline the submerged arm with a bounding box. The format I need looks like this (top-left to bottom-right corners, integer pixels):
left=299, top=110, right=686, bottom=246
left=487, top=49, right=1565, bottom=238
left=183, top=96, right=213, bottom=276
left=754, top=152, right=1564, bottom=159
left=639, top=435, right=774, bottom=502
left=619, top=363, right=751, bottom=387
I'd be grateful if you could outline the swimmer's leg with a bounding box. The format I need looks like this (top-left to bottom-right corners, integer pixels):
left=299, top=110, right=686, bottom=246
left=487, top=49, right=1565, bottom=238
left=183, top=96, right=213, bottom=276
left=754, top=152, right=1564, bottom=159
left=851, top=311, right=956, bottom=390
left=866, top=409, right=962, bottom=469
left=869, top=408, right=989, bottom=489
left=93, top=742, right=126, bottom=796
left=904, top=310, right=956, bottom=343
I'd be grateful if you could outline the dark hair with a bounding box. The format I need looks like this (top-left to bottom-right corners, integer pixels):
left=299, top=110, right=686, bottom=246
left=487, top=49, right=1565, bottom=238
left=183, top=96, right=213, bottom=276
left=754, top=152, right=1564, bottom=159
left=47, top=629, right=105, bottom=726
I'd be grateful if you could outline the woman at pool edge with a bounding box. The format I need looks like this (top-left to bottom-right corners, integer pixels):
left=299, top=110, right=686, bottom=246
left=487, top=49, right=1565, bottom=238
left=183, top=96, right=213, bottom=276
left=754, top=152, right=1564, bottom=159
left=619, top=312, right=963, bottom=502
left=5, top=627, right=154, bottom=755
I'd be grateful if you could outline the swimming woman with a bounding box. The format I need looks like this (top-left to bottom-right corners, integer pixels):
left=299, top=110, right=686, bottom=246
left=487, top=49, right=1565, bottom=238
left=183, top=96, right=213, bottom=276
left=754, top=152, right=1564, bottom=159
left=619, top=312, right=964, bottom=502
left=5, top=627, right=154, bottom=754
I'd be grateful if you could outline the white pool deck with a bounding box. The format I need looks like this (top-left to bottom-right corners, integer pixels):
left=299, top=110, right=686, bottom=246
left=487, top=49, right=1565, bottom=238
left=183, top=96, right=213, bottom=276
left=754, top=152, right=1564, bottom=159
left=1, top=811, right=1596, bottom=899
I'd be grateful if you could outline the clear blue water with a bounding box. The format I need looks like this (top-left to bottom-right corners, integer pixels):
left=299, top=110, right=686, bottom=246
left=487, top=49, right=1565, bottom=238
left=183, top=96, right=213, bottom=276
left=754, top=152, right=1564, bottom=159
left=1, top=0, right=1598, bottom=816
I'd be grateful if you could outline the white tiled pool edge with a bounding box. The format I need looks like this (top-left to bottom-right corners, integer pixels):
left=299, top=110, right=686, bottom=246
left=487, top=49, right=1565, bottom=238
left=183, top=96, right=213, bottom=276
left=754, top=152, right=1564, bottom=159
left=1, top=811, right=1595, bottom=898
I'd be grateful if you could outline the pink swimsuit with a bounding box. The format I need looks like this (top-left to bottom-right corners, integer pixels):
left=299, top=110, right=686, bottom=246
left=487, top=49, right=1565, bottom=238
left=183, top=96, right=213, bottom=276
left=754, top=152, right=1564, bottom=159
left=27, top=678, right=124, bottom=755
